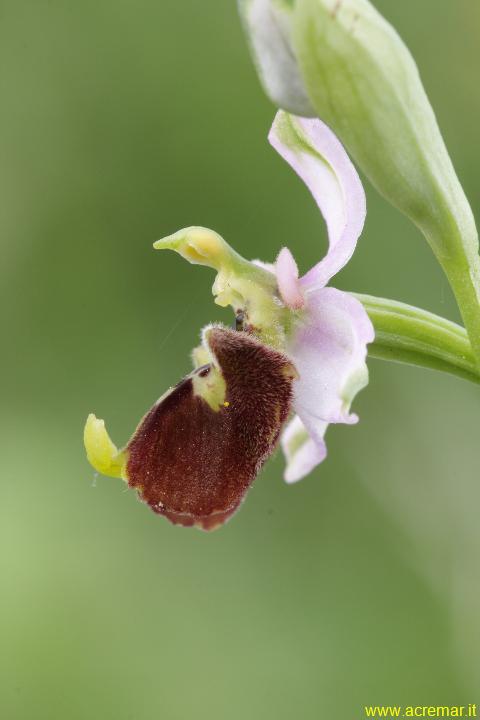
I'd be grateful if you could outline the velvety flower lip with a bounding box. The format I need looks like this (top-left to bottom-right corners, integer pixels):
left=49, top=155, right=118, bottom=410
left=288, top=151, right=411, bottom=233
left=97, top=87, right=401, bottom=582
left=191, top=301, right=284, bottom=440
left=268, top=111, right=374, bottom=483
left=85, top=326, right=297, bottom=530
left=84, top=110, right=374, bottom=527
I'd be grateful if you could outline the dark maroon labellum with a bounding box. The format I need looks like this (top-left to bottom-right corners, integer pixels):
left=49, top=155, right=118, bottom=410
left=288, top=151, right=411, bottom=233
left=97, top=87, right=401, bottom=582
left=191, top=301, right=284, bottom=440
left=126, top=327, right=297, bottom=530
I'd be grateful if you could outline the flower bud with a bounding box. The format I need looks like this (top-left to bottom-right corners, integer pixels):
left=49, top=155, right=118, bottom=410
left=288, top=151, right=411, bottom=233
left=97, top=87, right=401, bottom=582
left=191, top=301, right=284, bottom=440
left=239, top=0, right=480, bottom=363
left=238, top=0, right=315, bottom=116
left=292, top=0, right=477, bottom=262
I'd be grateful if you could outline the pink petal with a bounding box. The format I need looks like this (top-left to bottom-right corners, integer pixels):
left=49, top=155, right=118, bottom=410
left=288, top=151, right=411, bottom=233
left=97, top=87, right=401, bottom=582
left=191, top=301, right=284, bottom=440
left=275, top=247, right=305, bottom=309
left=269, top=111, right=366, bottom=290
left=288, top=286, right=374, bottom=429
left=281, top=414, right=327, bottom=484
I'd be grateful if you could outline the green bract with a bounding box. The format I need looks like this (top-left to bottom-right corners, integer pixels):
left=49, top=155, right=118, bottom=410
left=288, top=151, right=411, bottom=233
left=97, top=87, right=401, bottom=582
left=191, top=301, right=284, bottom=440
left=239, top=0, right=480, bottom=366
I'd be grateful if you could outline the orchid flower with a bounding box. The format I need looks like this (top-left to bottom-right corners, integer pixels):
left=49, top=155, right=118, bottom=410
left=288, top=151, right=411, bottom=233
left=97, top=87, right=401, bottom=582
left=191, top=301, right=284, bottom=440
left=84, top=110, right=374, bottom=530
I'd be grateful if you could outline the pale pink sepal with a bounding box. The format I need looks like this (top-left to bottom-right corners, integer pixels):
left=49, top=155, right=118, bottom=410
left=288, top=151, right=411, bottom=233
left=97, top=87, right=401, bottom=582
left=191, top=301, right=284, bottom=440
left=269, top=111, right=366, bottom=292
left=280, top=287, right=374, bottom=480
left=290, top=287, right=374, bottom=426
left=281, top=414, right=327, bottom=484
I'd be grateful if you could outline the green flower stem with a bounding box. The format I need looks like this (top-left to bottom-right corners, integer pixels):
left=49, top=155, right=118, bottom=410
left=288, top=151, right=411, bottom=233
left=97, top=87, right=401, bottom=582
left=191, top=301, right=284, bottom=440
left=353, top=293, right=480, bottom=385
left=440, top=251, right=480, bottom=371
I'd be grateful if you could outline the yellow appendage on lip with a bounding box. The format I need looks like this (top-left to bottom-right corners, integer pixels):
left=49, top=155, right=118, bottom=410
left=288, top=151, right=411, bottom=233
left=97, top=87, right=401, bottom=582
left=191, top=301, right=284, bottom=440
left=84, top=413, right=127, bottom=479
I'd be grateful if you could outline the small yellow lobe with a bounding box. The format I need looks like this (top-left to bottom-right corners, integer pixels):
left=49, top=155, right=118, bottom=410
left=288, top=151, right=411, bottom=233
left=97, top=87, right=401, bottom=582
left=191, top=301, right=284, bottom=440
left=223, top=401, right=230, bottom=407
left=84, top=413, right=127, bottom=480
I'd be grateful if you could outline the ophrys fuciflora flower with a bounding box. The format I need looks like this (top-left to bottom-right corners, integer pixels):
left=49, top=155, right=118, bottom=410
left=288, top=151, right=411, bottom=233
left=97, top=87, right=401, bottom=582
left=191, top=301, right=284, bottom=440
left=84, top=111, right=374, bottom=530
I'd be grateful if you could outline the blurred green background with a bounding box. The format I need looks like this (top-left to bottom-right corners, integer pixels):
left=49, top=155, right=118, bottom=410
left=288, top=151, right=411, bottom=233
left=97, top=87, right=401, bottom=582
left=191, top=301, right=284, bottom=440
left=1, top=2, right=479, bottom=718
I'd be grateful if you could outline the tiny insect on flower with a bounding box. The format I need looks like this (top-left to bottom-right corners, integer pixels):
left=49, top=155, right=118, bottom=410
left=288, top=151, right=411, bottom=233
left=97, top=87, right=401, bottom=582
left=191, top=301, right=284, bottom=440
left=84, top=111, right=374, bottom=529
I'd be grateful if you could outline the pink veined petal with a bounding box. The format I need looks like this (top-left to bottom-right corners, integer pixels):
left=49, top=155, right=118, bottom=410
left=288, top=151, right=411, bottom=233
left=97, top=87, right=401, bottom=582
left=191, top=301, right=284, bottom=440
left=275, top=247, right=305, bottom=309
left=287, top=287, right=374, bottom=429
left=269, top=111, right=366, bottom=290
left=281, top=414, right=327, bottom=484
